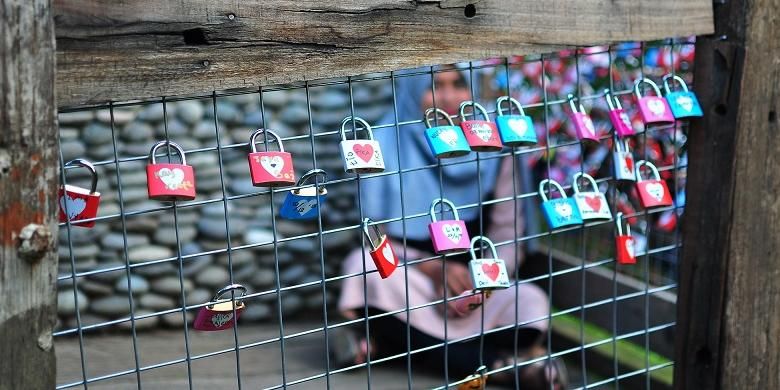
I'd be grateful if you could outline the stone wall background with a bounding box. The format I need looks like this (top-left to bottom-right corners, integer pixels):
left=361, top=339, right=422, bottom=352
left=56, top=79, right=394, bottom=331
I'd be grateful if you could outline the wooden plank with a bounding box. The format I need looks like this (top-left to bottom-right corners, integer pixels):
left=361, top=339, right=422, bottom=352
left=0, top=0, right=59, bottom=388
left=675, top=0, right=780, bottom=388
left=54, top=0, right=713, bottom=107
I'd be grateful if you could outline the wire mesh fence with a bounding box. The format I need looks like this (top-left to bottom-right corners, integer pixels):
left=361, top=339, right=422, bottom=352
left=54, top=39, right=692, bottom=389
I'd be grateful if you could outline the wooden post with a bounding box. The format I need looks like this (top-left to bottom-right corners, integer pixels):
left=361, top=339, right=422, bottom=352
left=675, top=0, right=779, bottom=388
left=0, top=0, right=59, bottom=388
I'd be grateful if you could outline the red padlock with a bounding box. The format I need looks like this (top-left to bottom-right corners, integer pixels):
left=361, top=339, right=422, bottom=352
left=459, top=101, right=502, bottom=152
left=568, top=94, right=599, bottom=142
left=634, top=78, right=675, bottom=126
left=247, top=128, right=295, bottom=187
left=363, top=218, right=398, bottom=279
left=615, top=212, right=636, bottom=265
left=635, top=160, right=673, bottom=209
left=193, top=284, right=247, bottom=331
left=146, top=140, right=196, bottom=201
left=604, top=88, right=635, bottom=137
left=58, top=159, right=101, bottom=228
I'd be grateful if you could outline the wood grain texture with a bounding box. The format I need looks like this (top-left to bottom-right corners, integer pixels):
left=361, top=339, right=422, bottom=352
left=675, top=0, right=780, bottom=388
left=0, top=0, right=59, bottom=388
left=54, top=0, right=713, bottom=107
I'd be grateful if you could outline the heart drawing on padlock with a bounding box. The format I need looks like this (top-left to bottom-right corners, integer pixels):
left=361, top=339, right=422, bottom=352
left=626, top=238, right=635, bottom=258
left=620, top=112, right=632, bottom=128
left=507, top=118, right=529, bottom=135
left=60, top=194, right=87, bottom=220
left=624, top=155, right=634, bottom=172
left=675, top=95, right=694, bottom=112
left=583, top=116, right=596, bottom=134
left=156, top=168, right=186, bottom=190
left=481, top=261, right=500, bottom=281
left=259, top=156, right=284, bottom=177
left=381, top=245, right=395, bottom=265
left=211, top=312, right=233, bottom=328
left=471, top=123, right=494, bottom=142
left=584, top=195, right=602, bottom=212
left=352, top=143, right=374, bottom=163
left=647, top=99, right=667, bottom=116
left=645, top=183, right=666, bottom=201
left=295, top=199, right=318, bottom=215
left=554, top=202, right=573, bottom=219
left=438, top=129, right=459, bottom=146
left=442, top=224, right=462, bottom=244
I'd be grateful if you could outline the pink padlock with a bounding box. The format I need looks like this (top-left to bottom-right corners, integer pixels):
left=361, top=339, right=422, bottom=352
left=567, top=94, right=599, bottom=143
left=193, top=284, right=247, bottom=331
left=459, top=101, right=502, bottom=152
left=604, top=89, right=635, bottom=137
left=146, top=140, right=196, bottom=201
left=428, top=198, right=471, bottom=254
left=58, top=159, right=101, bottom=228
left=634, top=79, right=675, bottom=125
left=615, top=212, right=636, bottom=265
left=247, top=128, right=295, bottom=187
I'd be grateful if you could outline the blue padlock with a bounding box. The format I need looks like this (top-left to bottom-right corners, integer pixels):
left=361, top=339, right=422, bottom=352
left=539, top=179, right=582, bottom=230
left=494, top=96, right=537, bottom=147
left=424, top=108, right=471, bottom=158
left=663, top=74, right=703, bottom=119
left=279, top=169, right=328, bottom=220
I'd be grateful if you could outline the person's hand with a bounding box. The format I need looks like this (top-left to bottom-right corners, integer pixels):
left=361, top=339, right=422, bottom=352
left=442, top=262, right=473, bottom=296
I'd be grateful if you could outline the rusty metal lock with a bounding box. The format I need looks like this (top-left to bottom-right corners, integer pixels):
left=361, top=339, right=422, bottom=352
left=146, top=140, right=196, bottom=201
left=568, top=94, right=599, bottom=142
left=340, top=116, right=385, bottom=174
left=634, top=78, right=675, bottom=125
left=424, top=107, right=471, bottom=158
left=193, top=284, right=247, bottom=331
left=58, top=158, right=101, bottom=228
left=459, top=101, right=502, bottom=152
left=247, top=129, right=295, bottom=187
left=604, top=88, right=635, bottom=137
left=363, top=218, right=398, bottom=279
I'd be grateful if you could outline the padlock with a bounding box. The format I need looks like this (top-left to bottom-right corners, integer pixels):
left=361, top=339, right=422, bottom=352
left=146, top=140, right=196, bottom=201
left=635, top=160, right=674, bottom=209
left=363, top=218, right=398, bottom=279
left=572, top=172, right=612, bottom=221
left=428, top=198, right=471, bottom=254
left=459, top=101, right=502, bottom=152
left=424, top=108, right=471, bottom=158
left=280, top=169, right=328, bottom=220
left=613, top=137, right=636, bottom=182
left=339, top=116, right=385, bottom=174
left=663, top=74, right=703, bottom=119
left=247, top=129, right=295, bottom=187
left=568, top=94, right=599, bottom=143
left=539, top=179, right=583, bottom=230
left=604, top=88, right=635, bottom=137
left=58, top=159, right=101, bottom=228
left=468, top=236, right=510, bottom=290
left=457, top=365, right=488, bottom=390
left=193, top=284, right=247, bottom=331
left=634, top=78, right=675, bottom=125
left=494, top=96, right=538, bottom=147
left=615, top=212, right=636, bottom=265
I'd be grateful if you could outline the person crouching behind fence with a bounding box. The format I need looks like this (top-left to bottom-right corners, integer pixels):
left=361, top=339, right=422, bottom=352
left=332, top=65, right=567, bottom=389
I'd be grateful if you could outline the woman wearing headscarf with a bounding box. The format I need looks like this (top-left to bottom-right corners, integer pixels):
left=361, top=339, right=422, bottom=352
left=333, top=65, right=567, bottom=389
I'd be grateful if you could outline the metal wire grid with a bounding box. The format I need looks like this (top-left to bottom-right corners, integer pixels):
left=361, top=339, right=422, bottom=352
left=54, top=39, right=691, bottom=389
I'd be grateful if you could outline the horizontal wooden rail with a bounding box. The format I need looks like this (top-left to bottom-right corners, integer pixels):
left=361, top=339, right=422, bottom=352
left=54, top=0, right=713, bottom=107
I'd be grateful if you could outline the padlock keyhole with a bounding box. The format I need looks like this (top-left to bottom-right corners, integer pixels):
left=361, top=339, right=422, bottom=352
left=464, top=4, right=476, bottom=18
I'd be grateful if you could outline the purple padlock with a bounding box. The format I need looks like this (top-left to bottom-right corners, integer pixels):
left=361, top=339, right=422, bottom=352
left=604, top=89, right=635, bottom=137
left=634, top=79, right=675, bottom=126
left=193, top=284, right=247, bottom=331
left=428, top=198, right=470, bottom=255
left=568, top=94, right=599, bottom=143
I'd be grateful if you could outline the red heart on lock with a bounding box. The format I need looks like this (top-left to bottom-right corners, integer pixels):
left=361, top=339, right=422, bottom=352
left=481, top=262, right=500, bottom=281
left=352, top=144, right=374, bottom=163
left=584, top=195, right=602, bottom=211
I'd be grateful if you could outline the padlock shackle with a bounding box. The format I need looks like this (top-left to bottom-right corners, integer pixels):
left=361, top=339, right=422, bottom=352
left=63, top=158, right=98, bottom=193
left=459, top=101, right=490, bottom=122
left=603, top=89, right=623, bottom=111
left=249, top=129, right=284, bottom=153
left=635, top=160, right=661, bottom=181
left=495, top=96, right=526, bottom=117
left=211, top=283, right=248, bottom=305
left=424, top=108, right=455, bottom=128
left=295, top=168, right=328, bottom=193
left=613, top=135, right=630, bottom=153
left=149, top=140, right=187, bottom=166
left=469, top=235, right=498, bottom=260
left=567, top=94, right=587, bottom=114
left=634, top=78, right=663, bottom=99
left=615, top=212, right=631, bottom=237
left=538, top=179, right=567, bottom=202
left=362, top=217, right=384, bottom=250
left=662, top=74, right=690, bottom=94
left=429, top=198, right=460, bottom=223
left=340, top=116, right=374, bottom=141
left=572, top=172, right=599, bottom=194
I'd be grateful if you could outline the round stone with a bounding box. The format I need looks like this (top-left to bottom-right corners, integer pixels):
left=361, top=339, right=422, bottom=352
left=216, top=249, right=254, bottom=267
left=88, top=143, right=121, bottom=160
left=280, top=264, right=307, bottom=285
left=86, top=263, right=127, bottom=283
left=194, top=266, right=230, bottom=288
left=90, top=295, right=132, bottom=317
left=279, top=104, right=309, bottom=126
left=60, top=140, right=87, bottom=162
left=185, top=288, right=212, bottom=306
left=57, top=289, right=88, bottom=316
left=118, top=310, right=159, bottom=331
left=261, top=91, right=288, bottom=108
left=78, top=279, right=114, bottom=297
left=101, top=233, right=150, bottom=251
left=176, top=100, right=205, bottom=125
left=212, top=101, right=243, bottom=125
left=120, top=122, right=154, bottom=142
left=96, top=108, right=137, bottom=124
left=58, top=226, right=100, bottom=245
left=280, top=293, right=303, bottom=317
left=128, top=245, right=174, bottom=263
left=114, top=274, right=150, bottom=295
left=133, top=262, right=177, bottom=277
left=138, top=104, right=167, bottom=122
left=197, top=217, right=247, bottom=240
left=59, top=127, right=81, bottom=141
left=241, top=303, right=272, bottom=322
left=151, top=276, right=193, bottom=296
left=58, top=111, right=94, bottom=125
left=139, top=293, right=177, bottom=310
left=244, top=228, right=276, bottom=247
left=82, top=122, right=114, bottom=145
left=153, top=225, right=197, bottom=245
left=243, top=110, right=265, bottom=127
left=311, top=90, right=349, bottom=111
left=156, top=118, right=189, bottom=137
left=58, top=244, right=100, bottom=261
left=159, top=311, right=191, bottom=328
left=250, top=269, right=276, bottom=289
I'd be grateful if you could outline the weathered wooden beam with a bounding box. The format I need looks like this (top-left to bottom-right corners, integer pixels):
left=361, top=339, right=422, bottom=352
left=54, top=0, right=713, bottom=107
left=675, top=0, right=780, bottom=388
left=0, top=0, right=59, bottom=388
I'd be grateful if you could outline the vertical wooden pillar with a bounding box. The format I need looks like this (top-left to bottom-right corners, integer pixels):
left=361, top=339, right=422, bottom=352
left=0, top=0, right=58, bottom=388
left=675, top=0, right=779, bottom=388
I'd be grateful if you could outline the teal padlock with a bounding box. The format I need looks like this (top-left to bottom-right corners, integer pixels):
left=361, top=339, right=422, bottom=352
left=494, top=96, right=537, bottom=147
left=663, top=74, right=703, bottom=119
left=539, top=179, right=582, bottom=230
left=424, top=108, right=471, bottom=158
